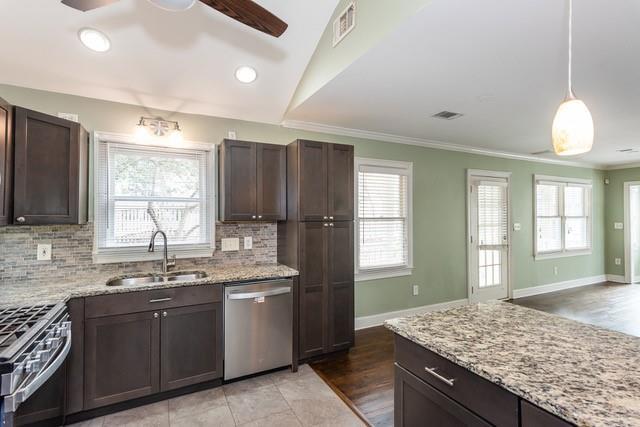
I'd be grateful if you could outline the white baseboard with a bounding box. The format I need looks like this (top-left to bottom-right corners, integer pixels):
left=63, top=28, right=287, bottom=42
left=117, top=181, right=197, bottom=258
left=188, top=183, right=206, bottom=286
left=606, top=274, right=628, bottom=283
left=512, top=275, right=607, bottom=299
left=355, top=298, right=469, bottom=330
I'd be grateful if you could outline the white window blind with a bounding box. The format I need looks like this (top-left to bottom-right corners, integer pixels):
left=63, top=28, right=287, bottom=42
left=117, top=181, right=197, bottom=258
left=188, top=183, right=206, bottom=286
left=535, top=176, right=591, bottom=258
left=355, top=158, right=413, bottom=280
left=477, top=181, right=508, bottom=289
left=94, top=140, right=213, bottom=261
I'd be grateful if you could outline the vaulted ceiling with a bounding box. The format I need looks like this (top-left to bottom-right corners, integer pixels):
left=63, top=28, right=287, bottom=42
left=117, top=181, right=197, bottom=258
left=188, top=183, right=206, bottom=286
left=0, top=0, right=338, bottom=124
left=286, top=0, right=640, bottom=167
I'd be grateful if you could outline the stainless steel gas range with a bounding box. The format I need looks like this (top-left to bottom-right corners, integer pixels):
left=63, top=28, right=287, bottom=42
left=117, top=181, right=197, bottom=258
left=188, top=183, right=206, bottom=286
left=0, top=303, right=70, bottom=427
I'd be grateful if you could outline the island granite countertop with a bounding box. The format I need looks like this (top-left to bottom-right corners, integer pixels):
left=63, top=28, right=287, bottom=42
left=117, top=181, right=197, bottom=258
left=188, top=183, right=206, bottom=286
left=385, top=302, right=640, bottom=427
left=0, top=263, right=298, bottom=308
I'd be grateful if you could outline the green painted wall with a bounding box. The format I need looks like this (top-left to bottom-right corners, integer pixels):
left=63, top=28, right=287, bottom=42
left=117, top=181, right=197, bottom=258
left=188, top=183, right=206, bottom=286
left=604, top=167, right=640, bottom=277
left=288, top=0, right=431, bottom=111
left=0, top=84, right=606, bottom=317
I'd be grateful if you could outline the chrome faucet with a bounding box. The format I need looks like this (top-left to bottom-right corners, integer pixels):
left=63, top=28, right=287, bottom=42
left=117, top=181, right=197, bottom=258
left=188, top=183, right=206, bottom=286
left=148, top=230, right=176, bottom=274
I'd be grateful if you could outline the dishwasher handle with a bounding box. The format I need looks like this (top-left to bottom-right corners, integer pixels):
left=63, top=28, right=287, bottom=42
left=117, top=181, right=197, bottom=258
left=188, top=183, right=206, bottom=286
left=227, top=286, right=292, bottom=301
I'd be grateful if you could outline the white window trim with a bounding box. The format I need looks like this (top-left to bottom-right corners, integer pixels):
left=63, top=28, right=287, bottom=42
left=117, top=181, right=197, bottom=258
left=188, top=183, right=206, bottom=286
left=354, top=157, right=413, bottom=282
left=533, top=174, right=592, bottom=260
left=92, top=131, right=217, bottom=264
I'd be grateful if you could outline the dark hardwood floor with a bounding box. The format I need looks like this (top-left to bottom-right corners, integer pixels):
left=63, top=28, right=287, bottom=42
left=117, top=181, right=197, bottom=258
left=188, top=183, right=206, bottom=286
left=310, top=282, right=640, bottom=426
left=512, top=282, right=640, bottom=337
left=310, top=326, right=394, bottom=427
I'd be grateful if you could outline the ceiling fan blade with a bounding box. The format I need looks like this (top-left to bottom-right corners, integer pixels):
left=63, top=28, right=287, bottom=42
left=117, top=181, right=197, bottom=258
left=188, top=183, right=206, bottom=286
left=61, top=0, right=119, bottom=12
left=199, top=0, right=288, bottom=37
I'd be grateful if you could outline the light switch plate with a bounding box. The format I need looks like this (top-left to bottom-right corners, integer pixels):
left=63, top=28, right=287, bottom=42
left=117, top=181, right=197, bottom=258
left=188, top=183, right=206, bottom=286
left=513, top=223, right=521, bottom=231
left=412, top=285, right=419, bottom=296
left=614, top=222, right=624, bottom=230
left=37, top=244, right=52, bottom=261
left=221, top=238, right=240, bottom=252
left=244, top=236, right=253, bottom=250
left=615, top=258, right=622, bottom=265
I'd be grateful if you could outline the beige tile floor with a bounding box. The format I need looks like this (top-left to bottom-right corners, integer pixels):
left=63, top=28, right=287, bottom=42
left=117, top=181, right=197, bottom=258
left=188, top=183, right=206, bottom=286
left=69, top=365, right=365, bottom=427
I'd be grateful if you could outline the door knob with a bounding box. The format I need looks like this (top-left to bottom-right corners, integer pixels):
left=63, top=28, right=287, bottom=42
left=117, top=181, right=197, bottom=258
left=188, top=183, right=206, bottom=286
left=16, top=216, right=25, bottom=223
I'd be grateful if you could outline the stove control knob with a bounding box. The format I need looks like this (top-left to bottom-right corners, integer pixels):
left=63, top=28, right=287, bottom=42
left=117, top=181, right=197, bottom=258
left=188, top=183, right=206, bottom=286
left=26, top=359, right=41, bottom=373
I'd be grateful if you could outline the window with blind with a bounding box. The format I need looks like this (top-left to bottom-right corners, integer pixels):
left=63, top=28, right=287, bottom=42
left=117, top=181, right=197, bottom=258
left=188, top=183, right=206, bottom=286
left=534, top=175, right=592, bottom=258
left=93, top=137, right=214, bottom=263
left=355, top=158, right=413, bottom=280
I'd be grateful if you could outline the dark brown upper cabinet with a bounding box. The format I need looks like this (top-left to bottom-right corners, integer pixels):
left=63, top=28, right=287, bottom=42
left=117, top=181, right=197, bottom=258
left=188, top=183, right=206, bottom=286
left=287, top=140, right=353, bottom=222
left=0, top=97, right=12, bottom=226
left=219, top=139, right=285, bottom=222
left=13, top=107, right=89, bottom=225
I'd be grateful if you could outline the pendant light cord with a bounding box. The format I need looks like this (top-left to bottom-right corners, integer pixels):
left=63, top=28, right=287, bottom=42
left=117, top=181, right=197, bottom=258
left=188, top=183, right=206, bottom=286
left=568, top=0, right=573, bottom=97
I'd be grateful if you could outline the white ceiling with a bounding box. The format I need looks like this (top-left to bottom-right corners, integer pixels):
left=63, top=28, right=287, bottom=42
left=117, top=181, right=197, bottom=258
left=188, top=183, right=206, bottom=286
left=286, top=0, right=640, bottom=167
left=0, top=0, right=337, bottom=124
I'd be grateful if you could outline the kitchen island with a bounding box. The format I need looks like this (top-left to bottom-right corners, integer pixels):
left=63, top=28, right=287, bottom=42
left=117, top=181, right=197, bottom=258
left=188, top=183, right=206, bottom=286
left=385, top=302, right=640, bottom=427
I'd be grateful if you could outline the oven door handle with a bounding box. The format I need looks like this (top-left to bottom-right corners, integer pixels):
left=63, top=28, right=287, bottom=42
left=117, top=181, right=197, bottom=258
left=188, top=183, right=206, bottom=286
left=3, top=333, right=71, bottom=414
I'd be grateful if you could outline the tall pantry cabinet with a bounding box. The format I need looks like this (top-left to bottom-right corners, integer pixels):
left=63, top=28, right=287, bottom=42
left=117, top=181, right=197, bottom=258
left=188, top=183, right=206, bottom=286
left=278, top=140, right=355, bottom=360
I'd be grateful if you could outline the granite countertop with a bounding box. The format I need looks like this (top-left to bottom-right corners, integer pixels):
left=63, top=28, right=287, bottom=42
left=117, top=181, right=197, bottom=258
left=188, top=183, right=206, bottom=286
left=0, top=264, right=298, bottom=308
left=385, top=302, right=640, bottom=427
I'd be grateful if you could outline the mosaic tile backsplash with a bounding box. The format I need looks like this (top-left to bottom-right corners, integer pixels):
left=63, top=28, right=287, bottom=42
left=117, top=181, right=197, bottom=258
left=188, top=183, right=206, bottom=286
left=0, top=223, right=277, bottom=285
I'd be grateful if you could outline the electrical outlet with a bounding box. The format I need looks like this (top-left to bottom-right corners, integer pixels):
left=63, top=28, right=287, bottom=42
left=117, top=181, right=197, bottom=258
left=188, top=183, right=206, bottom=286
left=553, top=266, right=558, bottom=276
left=244, top=236, right=253, bottom=250
left=513, top=223, right=521, bottom=231
left=228, top=131, right=237, bottom=139
left=615, top=258, right=622, bottom=265
left=221, top=238, right=239, bottom=252
left=614, top=222, right=624, bottom=230
left=412, top=285, right=419, bottom=296
left=37, top=244, right=52, bottom=261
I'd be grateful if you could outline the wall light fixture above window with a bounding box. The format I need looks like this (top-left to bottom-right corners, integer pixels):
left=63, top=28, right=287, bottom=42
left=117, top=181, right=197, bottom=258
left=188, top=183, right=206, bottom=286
left=135, top=117, right=183, bottom=144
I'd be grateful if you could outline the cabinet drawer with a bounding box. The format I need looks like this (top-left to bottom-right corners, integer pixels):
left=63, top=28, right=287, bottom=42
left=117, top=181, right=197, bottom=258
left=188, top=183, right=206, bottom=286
left=85, top=285, right=222, bottom=318
left=521, top=400, right=574, bottom=427
left=395, top=335, right=518, bottom=427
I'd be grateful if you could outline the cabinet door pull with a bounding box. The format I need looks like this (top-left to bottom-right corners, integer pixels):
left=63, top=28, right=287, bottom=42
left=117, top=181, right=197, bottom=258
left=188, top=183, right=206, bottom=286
left=323, top=216, right=328, bottom=220
left=329, top=216, right=334, bottom=220
left=153, top=312, right=159, bottom=318
left=258, top=215, right=263, bottom=219
left=16, top=216, right=26, bottom=223
left=424, top=366, right=455, bottom=386
left=323, top=223, right=329, bottom=227
left=252, top=215, right=257, bottom=219
left=162, top=311, right=168, bottom=317
left=329, top=223, right=334, bottom=227
left=149, top=297, right=172, bottom=303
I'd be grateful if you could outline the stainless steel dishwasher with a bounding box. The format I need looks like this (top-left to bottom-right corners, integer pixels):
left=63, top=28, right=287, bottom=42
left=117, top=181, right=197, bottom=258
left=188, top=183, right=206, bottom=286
left=224, top=278, right=293, bottom=380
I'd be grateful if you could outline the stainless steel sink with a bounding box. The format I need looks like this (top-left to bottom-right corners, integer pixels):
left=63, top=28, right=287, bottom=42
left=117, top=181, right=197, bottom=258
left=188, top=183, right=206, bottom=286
left=106, top=271, right=208, bottom=286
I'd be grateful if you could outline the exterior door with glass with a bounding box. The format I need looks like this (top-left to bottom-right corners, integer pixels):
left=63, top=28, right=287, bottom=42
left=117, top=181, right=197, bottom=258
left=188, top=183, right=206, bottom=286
left=468, top=173, right=510, bottom=302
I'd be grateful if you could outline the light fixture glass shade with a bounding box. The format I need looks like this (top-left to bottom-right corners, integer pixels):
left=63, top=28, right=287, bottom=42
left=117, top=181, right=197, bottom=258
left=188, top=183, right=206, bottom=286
left=147, top=0, right=196, bottom=11
left=551, top=97, right=594, bottom=156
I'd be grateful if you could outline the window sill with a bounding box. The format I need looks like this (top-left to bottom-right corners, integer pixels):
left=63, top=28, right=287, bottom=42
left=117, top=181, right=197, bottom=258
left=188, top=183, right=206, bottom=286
left=534, top=249, right=592, bottom=261
left=93, top=245, right=214, bottom=264
left=356, top=266, right=413, bottom=282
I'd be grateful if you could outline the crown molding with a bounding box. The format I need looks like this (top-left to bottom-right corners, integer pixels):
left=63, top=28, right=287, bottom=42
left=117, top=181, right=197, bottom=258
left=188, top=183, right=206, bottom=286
left=281, top=120, right=607, bottom=170
left=604, top=162, right=640, bottom=171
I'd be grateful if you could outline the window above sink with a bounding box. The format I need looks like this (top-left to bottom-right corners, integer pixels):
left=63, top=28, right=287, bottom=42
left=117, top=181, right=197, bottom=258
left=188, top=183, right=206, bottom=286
left=92, top=132, right=216, bottom=264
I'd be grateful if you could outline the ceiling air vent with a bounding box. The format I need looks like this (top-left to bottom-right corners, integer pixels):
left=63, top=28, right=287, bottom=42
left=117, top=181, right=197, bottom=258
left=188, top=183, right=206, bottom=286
left=431, top=111, right=463, bottom=120
left=333, top=2, right=356, bottom=47
left=617, top=148, right=639, bottom=153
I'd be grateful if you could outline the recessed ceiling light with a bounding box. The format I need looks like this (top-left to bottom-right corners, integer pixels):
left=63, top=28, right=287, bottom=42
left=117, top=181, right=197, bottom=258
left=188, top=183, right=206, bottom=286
left=78, top=28, right=111, bottom=53
left=235, top=66, right=257, bottom=84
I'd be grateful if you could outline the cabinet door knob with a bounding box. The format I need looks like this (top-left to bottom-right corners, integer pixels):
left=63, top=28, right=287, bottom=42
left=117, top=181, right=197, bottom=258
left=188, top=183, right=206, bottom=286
left=252, top=215, right=257, bottom=219
left=323, top=223, right=329, bottom=227
left=153, top=312, right=159, bottom=319
left=258, top=215, right=263, bottom=219
left=162, top=311, right=167, bottom=317
left=329, top=223, right=334, bottom=227
left=329, top=216, right=334, bottom=220
left=16, top=216, right=26, bottom=223
left=323, top=216, right=328, bottom=220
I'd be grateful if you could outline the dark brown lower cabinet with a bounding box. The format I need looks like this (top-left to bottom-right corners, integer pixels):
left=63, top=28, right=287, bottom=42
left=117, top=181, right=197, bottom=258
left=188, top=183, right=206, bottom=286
left=394, top=333, right=576, bottom=427
left=14, top=364, right=66, bottom=426
left=296, top=221, right=354, bottom=360
left=394, top=365, right=490, bottom=427
left=160, top=304, right=223, bottom=391
left=83, top=301, right=224, bottom=410
left=84, top=311, right=160, bottom=409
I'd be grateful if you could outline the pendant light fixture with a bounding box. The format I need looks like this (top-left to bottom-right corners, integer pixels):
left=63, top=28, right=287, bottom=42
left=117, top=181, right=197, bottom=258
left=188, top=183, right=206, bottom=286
left=551, top=0, right=594, bottom=156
